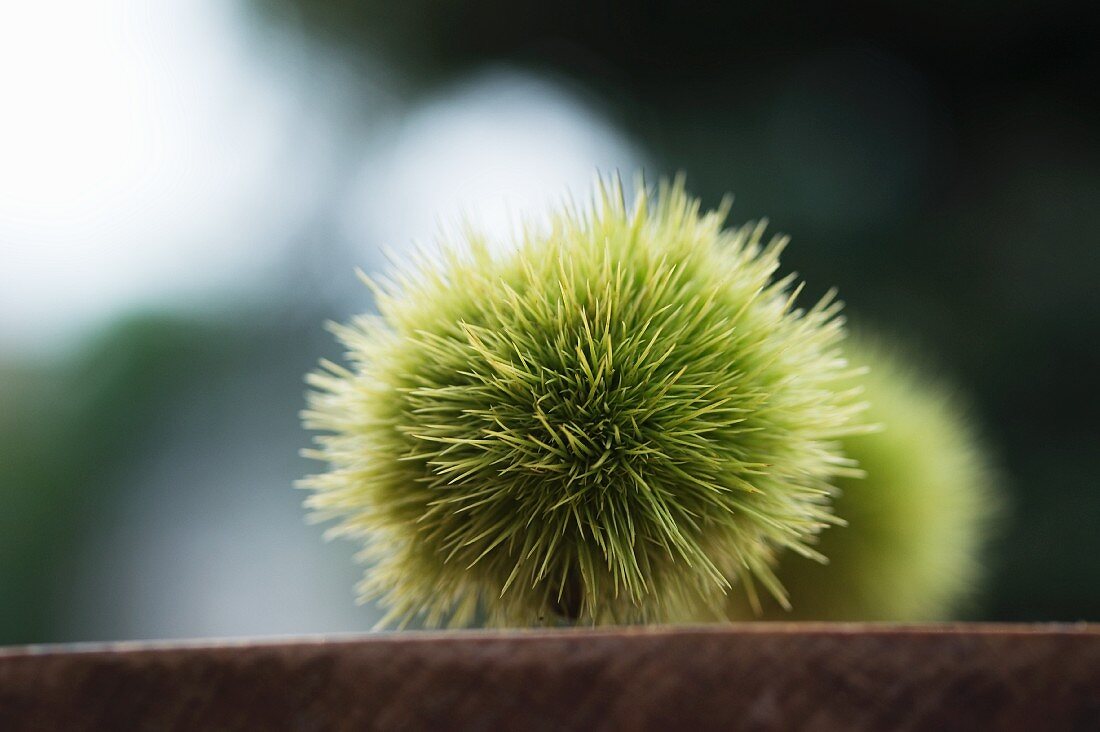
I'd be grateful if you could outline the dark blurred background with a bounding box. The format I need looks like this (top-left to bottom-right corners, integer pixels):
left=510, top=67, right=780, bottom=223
left=2, top=0, right=1097, bottom=644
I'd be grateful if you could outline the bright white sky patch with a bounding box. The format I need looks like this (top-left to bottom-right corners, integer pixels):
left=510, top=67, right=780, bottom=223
left=0, top=4, right=644, bottom=355
left=341, top=69, right=646, bottom=266
left=0, top=0, right=315, bottom=354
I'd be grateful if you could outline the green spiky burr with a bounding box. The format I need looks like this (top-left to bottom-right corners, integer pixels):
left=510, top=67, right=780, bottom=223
left=719, top=338, right=997, bottom=621
left=301, top=179, right=866, bottom=627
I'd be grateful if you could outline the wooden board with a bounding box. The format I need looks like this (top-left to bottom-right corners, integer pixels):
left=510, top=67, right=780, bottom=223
left=2, top=624, right=1098, bottom=730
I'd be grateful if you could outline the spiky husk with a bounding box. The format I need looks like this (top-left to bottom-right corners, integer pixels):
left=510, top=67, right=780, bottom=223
left=301, top=179, right=865, bottom=627
left=717, top=338, right=997, bottom=621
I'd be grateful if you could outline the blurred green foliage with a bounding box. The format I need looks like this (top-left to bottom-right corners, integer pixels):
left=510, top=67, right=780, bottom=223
left=0, top=316, right=243, bottom=643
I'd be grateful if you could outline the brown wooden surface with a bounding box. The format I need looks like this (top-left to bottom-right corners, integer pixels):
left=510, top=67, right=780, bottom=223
left=1, top=624, right=1098, bottom=731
